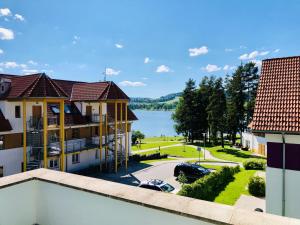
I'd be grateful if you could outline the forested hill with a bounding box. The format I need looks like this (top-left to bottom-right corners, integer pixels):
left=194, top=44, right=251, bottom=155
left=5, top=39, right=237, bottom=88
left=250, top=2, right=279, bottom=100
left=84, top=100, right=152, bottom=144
left=129, top=92, right=182, bottom=111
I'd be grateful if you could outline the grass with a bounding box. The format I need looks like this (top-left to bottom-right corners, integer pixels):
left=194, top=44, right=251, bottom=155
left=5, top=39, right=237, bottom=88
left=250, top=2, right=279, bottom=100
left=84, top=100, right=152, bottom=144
left=143, top=136, right=184, bottom=142
left=134, top=145, right=203, bottom=158
left=200, top=164, right=224, bottom=171
left=214, top=169, right=257, bottom=205
left=140, top=158, right=177, bottom=164
left=206, top=145, right=266, bottom=163
left=132, top=141, right=180, bottom=151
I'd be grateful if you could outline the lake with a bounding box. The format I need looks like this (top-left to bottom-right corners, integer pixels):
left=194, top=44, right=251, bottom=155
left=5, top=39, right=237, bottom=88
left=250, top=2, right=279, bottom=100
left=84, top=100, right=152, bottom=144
left=132, top=110, right=177, bottom=137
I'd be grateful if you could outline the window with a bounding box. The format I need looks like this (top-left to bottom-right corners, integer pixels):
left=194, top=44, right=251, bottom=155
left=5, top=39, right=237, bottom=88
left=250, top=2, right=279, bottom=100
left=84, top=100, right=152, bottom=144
left=95, top=127, right=99, bottom=136
left=0, top=136, right=4, bottom=150
left=15, top=105, right=21, bottom=118
left=49, top=159, right=59, bottom=168
left=95, top=149, right=99, bottom=159
left=0, top=166, right=3, bottom=177
left=72, top=128, right=80, bottom=139
left=1, top=85, right=4, bottom=92
left=50, top=105, right=60, bottom=114
left=72, top=153, right=80, bottom=164
left=64, top=105, right=72, bottom=114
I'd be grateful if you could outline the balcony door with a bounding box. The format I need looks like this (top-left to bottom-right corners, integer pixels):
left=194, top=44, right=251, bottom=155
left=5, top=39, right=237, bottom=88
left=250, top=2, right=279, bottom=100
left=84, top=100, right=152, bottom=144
left=32, top=105, right=42, bottom=127
left=86, top=106, right=92, bottom=122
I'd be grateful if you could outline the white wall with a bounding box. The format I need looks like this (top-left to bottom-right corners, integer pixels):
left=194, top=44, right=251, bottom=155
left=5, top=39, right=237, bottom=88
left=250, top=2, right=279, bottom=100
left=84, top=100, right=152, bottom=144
left=0, top=181, right=36, bottom=225
left=242, top=132, right=266, bottom=151
left=0, top=147, right=23, bottom=176
left=266, top=133, right=300, bottom=219
left=77, top=102, right=107, bottom=116
left=266, top=167, right=300, bottom=219
left=36, top=180, right=211, bottom=225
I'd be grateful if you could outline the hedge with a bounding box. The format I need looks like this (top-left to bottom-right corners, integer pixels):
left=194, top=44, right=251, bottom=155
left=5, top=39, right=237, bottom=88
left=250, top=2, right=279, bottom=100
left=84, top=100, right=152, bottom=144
left=178, top=166, right=240, bottom=201
left=248, top=176, right=265, bottom=197
left=131, top=153, right=168, bottom=162
left=243, top=159, right=266, bottom=170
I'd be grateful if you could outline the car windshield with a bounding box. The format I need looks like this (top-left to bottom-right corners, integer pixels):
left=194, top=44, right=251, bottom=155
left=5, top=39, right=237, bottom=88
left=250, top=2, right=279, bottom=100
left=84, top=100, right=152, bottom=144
left=197, top=167, right=207, bottom=172
left=160, top=183, right=175, bottom=193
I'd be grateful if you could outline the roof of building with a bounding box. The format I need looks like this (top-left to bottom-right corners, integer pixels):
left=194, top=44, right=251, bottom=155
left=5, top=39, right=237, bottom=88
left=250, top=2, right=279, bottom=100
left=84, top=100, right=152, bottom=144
left=0, top=73, right=130, bottom=101
left=0, top=73, right=137, bottom=121
left=252, top=56, right=300, bottom=133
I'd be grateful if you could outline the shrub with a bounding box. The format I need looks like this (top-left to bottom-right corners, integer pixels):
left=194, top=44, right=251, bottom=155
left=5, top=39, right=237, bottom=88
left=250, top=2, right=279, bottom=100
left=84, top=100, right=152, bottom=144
left=243, top=159, right=266, bottom=170
left=248, top=176, right=265, bottom=197
left=178, top=166, right=240, bottom=201
left=131, top=153, right=168, bottom=162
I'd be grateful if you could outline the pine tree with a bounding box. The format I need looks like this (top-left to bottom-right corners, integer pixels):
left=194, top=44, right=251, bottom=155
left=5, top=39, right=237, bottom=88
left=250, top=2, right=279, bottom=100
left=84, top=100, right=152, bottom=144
left=206, top=78, right=227, bottom=147
left=172, top=79, right=197, bottom=142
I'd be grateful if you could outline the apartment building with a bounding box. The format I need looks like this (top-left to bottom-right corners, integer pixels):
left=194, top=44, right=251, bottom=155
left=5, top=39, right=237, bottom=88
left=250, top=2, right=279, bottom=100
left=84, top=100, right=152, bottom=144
left=252, top=56, right=300, bottom=219
left=0, top=73, right=137, bottom=177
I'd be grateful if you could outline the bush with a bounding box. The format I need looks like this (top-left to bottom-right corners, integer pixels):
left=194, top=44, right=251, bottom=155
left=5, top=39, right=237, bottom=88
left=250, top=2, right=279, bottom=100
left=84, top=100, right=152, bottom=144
left=248, top=176, right=265, bottom=197
left=243, top=159, right=266, bottom=170
left=178, top=166, right=240, bottom=201
left=131, top=153, right=168, bottom=162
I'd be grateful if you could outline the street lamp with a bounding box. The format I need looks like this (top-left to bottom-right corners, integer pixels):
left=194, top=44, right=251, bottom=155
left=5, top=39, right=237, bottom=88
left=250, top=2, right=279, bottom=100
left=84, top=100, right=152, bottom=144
left=202, top=132, right=206, bottom=160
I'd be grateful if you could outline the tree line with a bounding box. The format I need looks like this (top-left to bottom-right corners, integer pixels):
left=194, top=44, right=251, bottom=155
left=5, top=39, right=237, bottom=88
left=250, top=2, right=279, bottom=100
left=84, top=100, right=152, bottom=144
left=172, top=62, right=259, bottom=147
left=129, top=102, right=178, bottom=111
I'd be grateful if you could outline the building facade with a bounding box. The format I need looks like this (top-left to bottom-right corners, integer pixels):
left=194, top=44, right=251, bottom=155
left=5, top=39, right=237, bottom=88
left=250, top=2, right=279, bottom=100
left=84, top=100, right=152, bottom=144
left=0, top=73, right=137, bottom=177
left=252, top=56, right=300, bottom=219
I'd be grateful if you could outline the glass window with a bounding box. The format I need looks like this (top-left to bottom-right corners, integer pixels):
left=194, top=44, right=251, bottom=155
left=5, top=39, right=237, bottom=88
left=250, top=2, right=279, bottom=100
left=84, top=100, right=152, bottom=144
left=49, top=159, right=59, bottom=168
left=64, top=105, right=72, bottom=114
left=0, top=136, right=4, bottom=150
left=50, top=106, right=60, bottom=114
left=15, top=105, right=21, bottom=118
left=72, top=153, right=80, bottom=164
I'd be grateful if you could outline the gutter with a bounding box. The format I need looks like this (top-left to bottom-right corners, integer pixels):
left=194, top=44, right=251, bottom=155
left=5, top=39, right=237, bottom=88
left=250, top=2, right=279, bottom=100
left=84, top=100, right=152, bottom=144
left=281, top=133, right=286, bottom=216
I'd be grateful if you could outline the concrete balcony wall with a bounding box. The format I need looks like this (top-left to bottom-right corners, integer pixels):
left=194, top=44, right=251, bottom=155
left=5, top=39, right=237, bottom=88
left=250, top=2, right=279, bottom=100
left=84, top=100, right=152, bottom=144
left=0, top=169, right=299, bottom=225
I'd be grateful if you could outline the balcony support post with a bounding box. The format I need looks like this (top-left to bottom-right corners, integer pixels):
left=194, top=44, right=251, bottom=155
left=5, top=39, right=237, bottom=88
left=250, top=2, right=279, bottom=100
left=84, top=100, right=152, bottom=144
left=99, top=102, right=103, bottom=171
left=120, top=103, right=123, bottom=165
left=105, top=111, right=108, bottom=168
left=60, top=100, right=65, bottom=171
left=43, top=99, right=48, bottom=168
left=125, top=102, right=128, bottom=171
left=114, top=101, right=118, bottom=173
left=22, top=99, right=27, bottom=172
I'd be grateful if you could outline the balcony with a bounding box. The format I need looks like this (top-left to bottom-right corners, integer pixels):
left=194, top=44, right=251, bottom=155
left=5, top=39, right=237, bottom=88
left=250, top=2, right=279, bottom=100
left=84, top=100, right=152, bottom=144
left=48, top=137, right=101, bottom=154
left=86, top=114, right=106, bottom=123
left=28, top=116, right=59, bottom=129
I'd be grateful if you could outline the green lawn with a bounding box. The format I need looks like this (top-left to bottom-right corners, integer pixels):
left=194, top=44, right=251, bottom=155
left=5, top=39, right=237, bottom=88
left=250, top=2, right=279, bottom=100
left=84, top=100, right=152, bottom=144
left=140, top=158, right=177, bottom=164
left=132, top=141, right=180, bottom=151
left=143, top=136, right=184, bottom=142
left=135, top=145, right=203, bottom=158
left=200, top=164, right=224, bottom=171
left=206, top=146, right=266, bottom=163
left=214, top=169, right=257, bottom=205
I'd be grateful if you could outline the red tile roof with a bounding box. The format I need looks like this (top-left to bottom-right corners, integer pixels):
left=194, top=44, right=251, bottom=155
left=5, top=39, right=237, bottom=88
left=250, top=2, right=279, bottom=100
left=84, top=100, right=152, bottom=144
left=70, top=82, right=109, bottom=101
left=0, top=73, right=67, bottom=99
left=252, top=56, right=300, bottom=133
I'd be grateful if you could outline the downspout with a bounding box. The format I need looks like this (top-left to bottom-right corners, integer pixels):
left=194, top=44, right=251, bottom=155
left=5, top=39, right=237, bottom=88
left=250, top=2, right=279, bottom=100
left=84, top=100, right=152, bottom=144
left=282, top=132, right=286, bottom=216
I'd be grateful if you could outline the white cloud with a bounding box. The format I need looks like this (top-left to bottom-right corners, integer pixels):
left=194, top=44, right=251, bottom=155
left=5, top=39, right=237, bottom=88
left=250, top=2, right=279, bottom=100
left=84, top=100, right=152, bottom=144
left=105, top=68, right=120, bottom=76
left=156, top=65, right=170, bottom=73
left=141, top=77, right=148, bottom=80
left=0, top=27, right=14, bottom=40
left=115, top=43, right=123, bottom=49
left=225, top=48, right=233, bottom=52
left=250, top=59, right=262, bottom=67
left=240, top=45, right=247, bottom=49
left=0, top=48, right=3, bottom=54
left=72, top=35, right=80, bottom=44
left=0, top=8, right=11, bottom=17
left=202, top=64, right=221, bottom=73
left=28, top=60, right=38, bottom=66
left=274, top=49, right=280, bottom=53
left=144, top=57, right=150, bottom=64
left=14, top=14, right=25, bottom=21
left=239, top=50, right=270, bottom=60
left=22, top=69, right=39, bottom=75
left=189, top=46, right=208, bottom=57
left=223, top=65, right=236, bottom=71
left=119, top=81, right=146, bottom=87
left=0, top=61, right=27, bottom=69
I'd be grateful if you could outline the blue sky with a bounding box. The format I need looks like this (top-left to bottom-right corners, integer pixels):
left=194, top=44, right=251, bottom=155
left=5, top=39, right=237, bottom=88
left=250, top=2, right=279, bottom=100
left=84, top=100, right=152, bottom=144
left=0, top=1, right=300, bottom=97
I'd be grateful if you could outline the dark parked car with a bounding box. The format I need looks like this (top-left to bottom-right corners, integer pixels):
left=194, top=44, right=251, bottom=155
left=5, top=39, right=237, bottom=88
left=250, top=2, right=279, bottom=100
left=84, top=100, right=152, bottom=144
left=138, top=179, right=175, bottom=193
left=174, top=163, right=210, bottom=180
